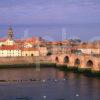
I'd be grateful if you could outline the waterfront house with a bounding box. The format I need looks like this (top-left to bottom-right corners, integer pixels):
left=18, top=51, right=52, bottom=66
left=0, top=45, right=21, bottom=57
left=21, top=48, right=39, bottom=56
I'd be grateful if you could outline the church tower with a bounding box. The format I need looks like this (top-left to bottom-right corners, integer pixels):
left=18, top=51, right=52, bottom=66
left=8, top=26, right=13, bottom=40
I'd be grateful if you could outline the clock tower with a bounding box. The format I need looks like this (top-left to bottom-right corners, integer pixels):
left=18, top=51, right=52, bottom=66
left=8, top=26, right=13, bottom=40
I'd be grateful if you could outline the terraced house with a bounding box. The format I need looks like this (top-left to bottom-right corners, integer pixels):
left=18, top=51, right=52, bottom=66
left=0, top=45, right=21, bottom=57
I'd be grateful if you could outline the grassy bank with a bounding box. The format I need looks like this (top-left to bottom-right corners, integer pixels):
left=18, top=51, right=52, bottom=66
left=57, top=65, right=100, bottom=77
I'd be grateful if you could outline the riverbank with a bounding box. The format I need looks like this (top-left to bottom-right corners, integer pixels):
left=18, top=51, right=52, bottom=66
left=57, top=65, right=100, bottom=77
left=0, top=62, right=100, bottom=77
left=0, top=63, right=56, bottom=69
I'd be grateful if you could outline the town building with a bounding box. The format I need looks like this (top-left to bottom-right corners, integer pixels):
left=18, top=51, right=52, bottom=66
left=39, top=47, right=48, bottom=56
left=0, top=27, right=47, bottom=57
left=0, top=26, right=99, bottom=58
left=0, top=45, right=21, bottom=57
left=0, top=27, right=15, bottom=46
left=77, top=42, right=100, bottom=55
left=21, top=48, right=39, bottom=56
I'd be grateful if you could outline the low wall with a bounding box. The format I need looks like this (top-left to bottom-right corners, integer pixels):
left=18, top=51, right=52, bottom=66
left=0, top=56, right=53, bottom=66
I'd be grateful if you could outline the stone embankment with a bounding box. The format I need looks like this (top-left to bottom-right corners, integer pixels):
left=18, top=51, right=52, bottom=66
left=0, top=56, right=53, bottom=66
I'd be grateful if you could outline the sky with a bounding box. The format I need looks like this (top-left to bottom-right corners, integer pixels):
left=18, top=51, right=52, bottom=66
left=0, top=0, right=100, bottom=41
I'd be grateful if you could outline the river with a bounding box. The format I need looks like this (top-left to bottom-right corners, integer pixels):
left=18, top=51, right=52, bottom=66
left=0, top=67, right=100, bottom=100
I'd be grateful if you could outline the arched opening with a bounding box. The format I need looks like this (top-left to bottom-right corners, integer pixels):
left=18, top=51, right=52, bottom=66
left=64, top=56, right=69, bottom=63
left=74, top=58, right=80, bottom=66
left=31, top=54, right=34, bottom=56
left=26, top=54, right=27, bottom=56
left=55, top=57, right=59, bottom=62
left=98, top=63, right=100, bottom=70
left=86, top=60, right=93, bottom=68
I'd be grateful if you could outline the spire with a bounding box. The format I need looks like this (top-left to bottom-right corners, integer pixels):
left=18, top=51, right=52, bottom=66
left=8, top=26, right=13, bottom=40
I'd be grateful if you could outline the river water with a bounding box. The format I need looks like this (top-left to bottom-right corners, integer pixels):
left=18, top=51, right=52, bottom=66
left=0, top=68, right=100, bottom=100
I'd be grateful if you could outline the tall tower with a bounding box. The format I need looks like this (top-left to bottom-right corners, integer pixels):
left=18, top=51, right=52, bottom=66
left=8, top=26, right=13, bottom=40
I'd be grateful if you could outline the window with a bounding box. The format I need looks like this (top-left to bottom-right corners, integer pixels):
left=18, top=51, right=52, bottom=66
left=31, top=54, right=34, bottom=56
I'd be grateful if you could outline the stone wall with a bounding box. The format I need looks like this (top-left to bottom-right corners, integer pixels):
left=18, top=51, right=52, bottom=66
left=0, top=54, right=99, bottom=72
left=51, top=54, right=100, bottom=71
left=0, top=56, right=53, bottom=65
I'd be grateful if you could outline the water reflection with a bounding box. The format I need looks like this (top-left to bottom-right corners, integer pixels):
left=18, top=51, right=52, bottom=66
left=0, top=68, right=99, bottom=100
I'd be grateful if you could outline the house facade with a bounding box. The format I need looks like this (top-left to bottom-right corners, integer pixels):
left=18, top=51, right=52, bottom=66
left=22, top=48, right=39, bottom=56
left=0, top=45, right=21, bottom=57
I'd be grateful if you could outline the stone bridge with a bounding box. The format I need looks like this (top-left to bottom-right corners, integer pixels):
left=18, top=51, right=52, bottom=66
left=51, top=54, right=100, bottom=71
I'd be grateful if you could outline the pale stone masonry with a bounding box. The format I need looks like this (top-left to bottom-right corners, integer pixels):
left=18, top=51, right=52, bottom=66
left=52, top=54, right=100, bottom=71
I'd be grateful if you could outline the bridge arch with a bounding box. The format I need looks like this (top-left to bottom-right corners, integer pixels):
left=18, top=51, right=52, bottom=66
left=64, top=56, right=70, bottom=63
left=86, top=60, right=93, bottom=68
left=98, top=63, right=100, bottom=70
left=74, top=58, right=80, bottom=67
left=55, top=57, right=59, bottom=63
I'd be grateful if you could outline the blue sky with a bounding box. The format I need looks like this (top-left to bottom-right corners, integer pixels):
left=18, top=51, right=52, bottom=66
left=0, top=0, right=100, bottom=41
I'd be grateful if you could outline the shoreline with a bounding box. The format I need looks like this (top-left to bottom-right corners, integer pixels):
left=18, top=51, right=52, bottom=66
left=57, top=65, right=100, bottom=77
left=0, top=63, right=100, bottom=77
left=0, top=63, right=56, bottom=69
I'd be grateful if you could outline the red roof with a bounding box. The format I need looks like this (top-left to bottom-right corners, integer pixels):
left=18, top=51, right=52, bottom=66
left=0, top=38, right=7, bottom=42
left=0, top=45, right=21, bottom=50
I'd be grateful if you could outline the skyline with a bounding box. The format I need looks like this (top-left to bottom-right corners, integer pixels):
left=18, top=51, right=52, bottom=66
left=0, top=0, right=100, bottom=41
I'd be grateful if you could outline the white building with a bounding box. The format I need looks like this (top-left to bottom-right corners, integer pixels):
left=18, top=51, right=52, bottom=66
left=21, top=48, right=39, bottom=56
left=78, top=48, right=100, bottom=55
left=0, top=45, right=21, bottom=57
